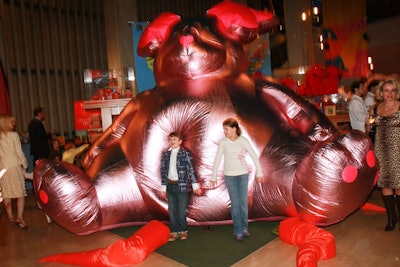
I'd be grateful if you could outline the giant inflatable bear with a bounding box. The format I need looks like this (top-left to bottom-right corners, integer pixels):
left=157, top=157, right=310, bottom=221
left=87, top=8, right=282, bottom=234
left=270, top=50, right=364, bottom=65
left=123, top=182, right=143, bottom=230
left=33, top=1, right=378, bottom=235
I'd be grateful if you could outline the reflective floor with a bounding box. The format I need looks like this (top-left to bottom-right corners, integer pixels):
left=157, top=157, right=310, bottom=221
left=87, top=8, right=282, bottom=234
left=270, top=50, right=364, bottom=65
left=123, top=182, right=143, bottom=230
left=1, top=188, right=399, bottom=267
left=234, top=187, right=400, bottom=267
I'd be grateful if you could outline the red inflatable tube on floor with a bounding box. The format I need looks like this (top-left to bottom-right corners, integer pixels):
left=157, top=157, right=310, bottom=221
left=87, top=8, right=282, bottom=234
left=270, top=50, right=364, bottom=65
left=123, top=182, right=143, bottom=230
left=38, top=220, right=170, bottom=267
left=279, top=218, right=336, bottom=267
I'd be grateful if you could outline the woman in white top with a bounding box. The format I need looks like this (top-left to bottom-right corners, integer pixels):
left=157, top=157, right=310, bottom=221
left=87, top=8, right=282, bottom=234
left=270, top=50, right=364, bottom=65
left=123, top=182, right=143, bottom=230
left=210, top=118, right=264, bottom=240
left=0, top=114, right=28, bottom=228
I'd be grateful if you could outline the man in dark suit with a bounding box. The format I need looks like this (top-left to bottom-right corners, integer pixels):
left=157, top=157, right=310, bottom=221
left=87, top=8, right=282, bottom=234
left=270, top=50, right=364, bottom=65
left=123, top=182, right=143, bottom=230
left=28, top=107, right=50, bottom=164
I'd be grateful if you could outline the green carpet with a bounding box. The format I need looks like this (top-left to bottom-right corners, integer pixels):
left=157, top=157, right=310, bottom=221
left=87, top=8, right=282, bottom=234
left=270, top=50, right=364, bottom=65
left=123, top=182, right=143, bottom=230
left=110, top=221, right=279, bottom=267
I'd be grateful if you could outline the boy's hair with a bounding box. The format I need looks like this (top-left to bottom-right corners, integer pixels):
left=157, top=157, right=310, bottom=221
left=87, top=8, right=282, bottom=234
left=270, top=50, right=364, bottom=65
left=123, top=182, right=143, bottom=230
left=169, top=131, right=182, bottom=140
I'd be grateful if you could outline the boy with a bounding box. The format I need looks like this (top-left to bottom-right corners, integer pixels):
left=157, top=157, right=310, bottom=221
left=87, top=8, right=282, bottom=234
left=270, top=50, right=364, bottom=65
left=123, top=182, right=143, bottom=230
left=160, top=132, right=201, bottom=241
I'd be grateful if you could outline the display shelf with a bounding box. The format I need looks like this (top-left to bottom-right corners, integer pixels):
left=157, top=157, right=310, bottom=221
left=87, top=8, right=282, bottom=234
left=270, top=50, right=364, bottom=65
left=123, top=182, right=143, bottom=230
left=83, top=99, right=131, bottom=131
left=87, top=128, right=103, bottom=132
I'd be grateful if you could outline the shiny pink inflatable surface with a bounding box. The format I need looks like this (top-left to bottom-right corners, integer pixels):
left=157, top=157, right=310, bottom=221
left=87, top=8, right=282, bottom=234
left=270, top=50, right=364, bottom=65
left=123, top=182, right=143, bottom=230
left=33, top=1, right=378, bottom=235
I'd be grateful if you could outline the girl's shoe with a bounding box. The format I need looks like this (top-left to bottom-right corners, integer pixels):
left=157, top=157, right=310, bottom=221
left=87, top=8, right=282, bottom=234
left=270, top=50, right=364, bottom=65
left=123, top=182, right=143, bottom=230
left=242, top=230, right=250, bottom=237
left=236, top=234, right=244, bottom=241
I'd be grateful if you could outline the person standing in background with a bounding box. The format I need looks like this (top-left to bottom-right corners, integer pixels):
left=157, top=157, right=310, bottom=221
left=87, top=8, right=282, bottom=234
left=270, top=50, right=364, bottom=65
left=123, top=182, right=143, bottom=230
left=28, top=107, right=50, bottom=164
left=348, top=81, right=369, bottom=132
left=49, top=138, right=62, bottom=162
left=61, top=139, right=89, bottom=165
left=364, top=80, right=380, bottom=143
left=372, top=78, right=400, bottom=231
left=364, top=80, right=379, bottom=112
left=0, top=115, right=29, bottom=229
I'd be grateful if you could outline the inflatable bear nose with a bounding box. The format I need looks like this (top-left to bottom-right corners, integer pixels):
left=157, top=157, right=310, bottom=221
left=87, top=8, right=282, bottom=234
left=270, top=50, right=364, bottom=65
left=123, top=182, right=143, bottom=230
left=179, top=35, right=194, bottom=46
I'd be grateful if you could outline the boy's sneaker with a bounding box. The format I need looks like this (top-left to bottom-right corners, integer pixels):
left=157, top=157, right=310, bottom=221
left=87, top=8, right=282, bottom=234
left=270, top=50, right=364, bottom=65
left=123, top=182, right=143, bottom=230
left=168, top=232, right=178, bottom=242
left=180, top=231, right=188, bottom=240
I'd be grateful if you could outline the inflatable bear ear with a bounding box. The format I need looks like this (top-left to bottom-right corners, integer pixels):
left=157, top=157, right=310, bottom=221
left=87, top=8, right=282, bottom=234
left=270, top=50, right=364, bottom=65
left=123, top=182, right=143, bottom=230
left=137, top=12, right=181, bottom=57
left=251, top=9, right=280, bottom=34
left=206, top=1, right=277, bottom=44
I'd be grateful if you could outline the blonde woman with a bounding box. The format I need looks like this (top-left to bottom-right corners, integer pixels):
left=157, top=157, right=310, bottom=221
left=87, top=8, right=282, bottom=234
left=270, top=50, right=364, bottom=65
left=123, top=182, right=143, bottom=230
left=0, top=114, right=28, bottom=228
left=373, top=79, right=400, bottom=231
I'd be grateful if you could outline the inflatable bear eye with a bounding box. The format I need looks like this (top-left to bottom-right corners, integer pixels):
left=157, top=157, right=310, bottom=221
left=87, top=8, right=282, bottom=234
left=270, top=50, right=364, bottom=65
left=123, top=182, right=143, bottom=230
left=137, top=12, right=181, bottom=57
left=206, top=1, right=278, bottom=44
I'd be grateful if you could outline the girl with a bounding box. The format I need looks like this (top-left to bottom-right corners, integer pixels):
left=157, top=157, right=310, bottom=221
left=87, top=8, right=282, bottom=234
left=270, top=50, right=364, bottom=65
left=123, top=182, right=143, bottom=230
left=210, top=118, right=264, bottom=240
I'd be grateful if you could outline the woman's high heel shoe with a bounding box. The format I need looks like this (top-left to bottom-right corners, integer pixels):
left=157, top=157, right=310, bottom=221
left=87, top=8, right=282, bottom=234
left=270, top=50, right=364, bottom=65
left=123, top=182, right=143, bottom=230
left=15, top=219, right=28, bottom=229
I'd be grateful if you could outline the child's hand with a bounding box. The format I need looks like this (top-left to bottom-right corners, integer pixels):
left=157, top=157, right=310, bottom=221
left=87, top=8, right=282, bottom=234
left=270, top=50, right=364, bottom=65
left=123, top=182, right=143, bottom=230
left=160, top=191, right=167, bottom=200
left=210, top=180, right=217, bottom=189
left=256, top=176, right=264, bottom=183
left=193, top=188, right=202, bottom=196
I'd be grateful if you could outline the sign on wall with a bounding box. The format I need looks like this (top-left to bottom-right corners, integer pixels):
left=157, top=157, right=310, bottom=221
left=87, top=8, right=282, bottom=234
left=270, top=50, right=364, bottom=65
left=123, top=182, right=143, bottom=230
left=322, top=0, right=369, bottom=77
left=246, top=33, right=272, bottom=77
left=131, top=22, right=156, bottom=93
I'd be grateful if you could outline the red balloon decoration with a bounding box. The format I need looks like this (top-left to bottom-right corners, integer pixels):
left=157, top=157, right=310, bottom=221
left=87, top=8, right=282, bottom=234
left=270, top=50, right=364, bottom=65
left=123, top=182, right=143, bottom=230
left=303, top=63, right=341, bottom=96
left=38, top=220, right=169, bottom=267
left=279, top=218, right=336, bottom=267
